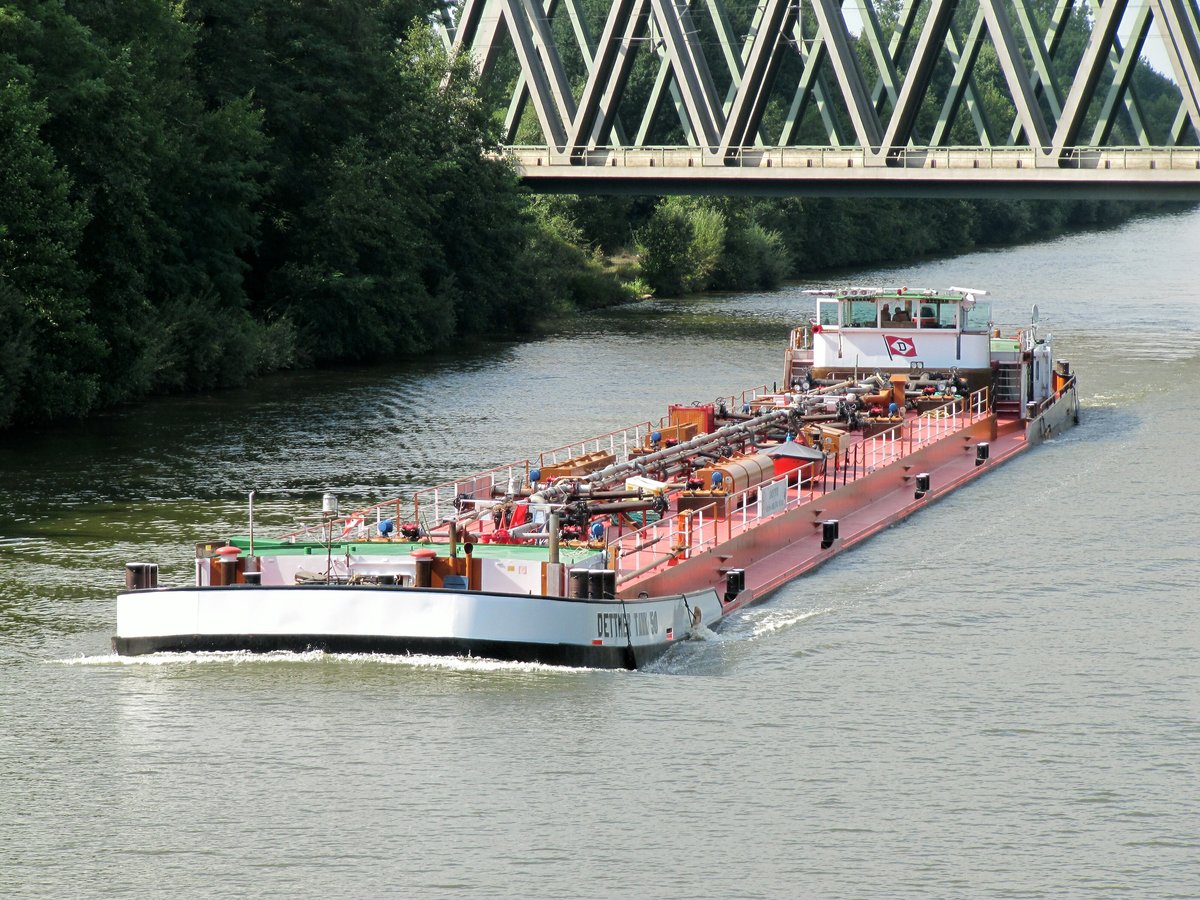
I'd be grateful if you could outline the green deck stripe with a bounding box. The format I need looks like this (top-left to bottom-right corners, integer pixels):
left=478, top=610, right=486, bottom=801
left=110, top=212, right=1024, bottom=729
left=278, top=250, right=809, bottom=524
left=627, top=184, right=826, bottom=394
left=222, top=537, right=600, bottom=563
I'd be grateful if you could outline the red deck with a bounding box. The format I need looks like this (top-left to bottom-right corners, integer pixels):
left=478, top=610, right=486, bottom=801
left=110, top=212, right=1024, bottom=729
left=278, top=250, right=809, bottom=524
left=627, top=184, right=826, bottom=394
left=620, top=412, right=1028, bottom=606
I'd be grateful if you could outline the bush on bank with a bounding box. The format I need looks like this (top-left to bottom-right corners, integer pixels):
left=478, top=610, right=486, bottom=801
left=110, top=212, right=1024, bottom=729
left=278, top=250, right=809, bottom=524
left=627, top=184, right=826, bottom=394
left=623, top=193, right=1165, bottom=299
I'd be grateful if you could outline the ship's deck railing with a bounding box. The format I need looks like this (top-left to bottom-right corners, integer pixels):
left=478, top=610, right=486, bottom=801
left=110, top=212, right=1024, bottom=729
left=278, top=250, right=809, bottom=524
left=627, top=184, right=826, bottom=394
left=277, top=496, right=410, bottom=543
left=279, top=458, right=537, bottom=543
left=731, top=384, right=772, bottom=407
left=413, top=460, right=533, bottom=531
left=613, top=471, right=805, bottom=584
left=539, top=422, right=655, bottom=470
left=537, top=384, right=775, bottom=470
left=273, top=377, right=886, bottom=547
left=789, top=325, right=814, bottom=353
left=687, top=385, right=774, bottom=416
left=613, top=386, right=991, bottom=586
left=847, top=387, right=989, bottom=476
left=281, top=393, right=778, bottom=545
left=1025, top=373, right=1077, bottom=419
left=614, top=505, right=717, bottom=584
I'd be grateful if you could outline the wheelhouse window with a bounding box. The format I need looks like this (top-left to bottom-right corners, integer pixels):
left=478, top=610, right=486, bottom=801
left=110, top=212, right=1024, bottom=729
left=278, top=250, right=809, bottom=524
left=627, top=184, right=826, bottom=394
left=962, top=301, right=992, bottom=332
left=914, top=301, right=957, bottom=328
left=843, top=299, right=879, bottom=327
left=886, top=300, right=914, bottom=325
left=818, top=300, right=839, bottom=327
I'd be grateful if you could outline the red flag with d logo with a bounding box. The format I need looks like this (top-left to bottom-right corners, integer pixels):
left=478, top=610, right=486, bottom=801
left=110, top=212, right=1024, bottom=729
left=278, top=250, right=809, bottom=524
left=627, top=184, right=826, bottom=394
left=884, top=335, right=917, bottom=358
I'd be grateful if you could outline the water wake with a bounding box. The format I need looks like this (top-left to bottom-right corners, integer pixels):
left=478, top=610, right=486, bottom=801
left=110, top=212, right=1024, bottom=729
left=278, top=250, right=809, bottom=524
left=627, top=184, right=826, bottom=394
left=692, top=601, right=833, bottom=641
left=56, top=649, right=590, bottom=674
left=743, top=605, right=835, bottom=638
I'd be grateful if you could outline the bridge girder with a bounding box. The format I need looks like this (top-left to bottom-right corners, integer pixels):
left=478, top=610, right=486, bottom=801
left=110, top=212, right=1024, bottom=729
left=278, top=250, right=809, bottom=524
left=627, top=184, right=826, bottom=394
left=444, top=0, right=1200, bottom=189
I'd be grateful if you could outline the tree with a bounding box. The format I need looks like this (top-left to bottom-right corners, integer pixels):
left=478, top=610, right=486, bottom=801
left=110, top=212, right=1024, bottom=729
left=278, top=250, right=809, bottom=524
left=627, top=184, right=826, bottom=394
left=1, top=0, right=287, bottom=419
left=0, top=79, right=98, bottom=425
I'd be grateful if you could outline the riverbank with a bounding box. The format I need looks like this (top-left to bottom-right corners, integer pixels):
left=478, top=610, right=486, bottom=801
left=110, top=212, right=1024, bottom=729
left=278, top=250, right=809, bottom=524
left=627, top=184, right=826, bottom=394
left=571, top=194, right=1184, bottom=300
left=1, top=196, right=1186, bottom=437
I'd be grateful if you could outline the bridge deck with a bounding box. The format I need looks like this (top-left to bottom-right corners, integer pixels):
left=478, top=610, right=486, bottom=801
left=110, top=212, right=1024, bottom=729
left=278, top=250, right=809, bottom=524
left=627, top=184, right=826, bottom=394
left=506, top=147, right=1200, bottom=199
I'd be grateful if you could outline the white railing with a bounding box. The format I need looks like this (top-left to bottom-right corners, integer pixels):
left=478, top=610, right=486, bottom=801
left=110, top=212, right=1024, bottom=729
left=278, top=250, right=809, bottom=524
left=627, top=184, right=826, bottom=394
left=412, top=460, right=532, bottom=530
left=613, top=512, right=691, bottom=583
left=720, top=384, right=772, bottom=414
left=611, top=470, right=810, bottom=583
left=865, top=424, right=903, bottom=470
left=836, top=387, right=990, bottom=484
left=613, top=506, right=732, bottom=583
left=972, top=386, right=990, bottom=417
left=538, top=422, right=655, bottom=470
left=539, top=391, right=777, bottom=473
left=278, top=496, right=410, bottom=543
left=275, top=380, right=777, bottom=545
left=611, top=386, right=993, bottom=585
left=277, top=382, right=994, bottom=551
left=909, top=397, right=964, bottom=445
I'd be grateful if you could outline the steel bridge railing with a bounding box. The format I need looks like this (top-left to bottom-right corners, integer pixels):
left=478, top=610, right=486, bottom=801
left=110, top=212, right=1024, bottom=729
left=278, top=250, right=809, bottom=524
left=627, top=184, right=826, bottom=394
left=506, top=145, right=1200, bottom=172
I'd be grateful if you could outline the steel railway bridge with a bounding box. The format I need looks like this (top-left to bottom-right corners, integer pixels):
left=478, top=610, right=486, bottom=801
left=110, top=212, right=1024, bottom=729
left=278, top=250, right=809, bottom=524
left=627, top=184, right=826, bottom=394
left=440, top=0, right=1200, bottom=197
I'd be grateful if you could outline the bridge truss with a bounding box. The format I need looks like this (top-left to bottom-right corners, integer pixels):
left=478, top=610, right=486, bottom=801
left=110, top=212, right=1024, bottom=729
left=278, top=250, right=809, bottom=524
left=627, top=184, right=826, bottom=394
left=441, top=0, right=1200, bottom=195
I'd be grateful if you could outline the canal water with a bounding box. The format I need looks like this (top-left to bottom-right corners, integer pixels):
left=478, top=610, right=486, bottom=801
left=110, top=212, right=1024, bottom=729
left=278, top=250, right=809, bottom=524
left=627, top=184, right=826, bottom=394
left=2, top=208, right=1198, bottom=897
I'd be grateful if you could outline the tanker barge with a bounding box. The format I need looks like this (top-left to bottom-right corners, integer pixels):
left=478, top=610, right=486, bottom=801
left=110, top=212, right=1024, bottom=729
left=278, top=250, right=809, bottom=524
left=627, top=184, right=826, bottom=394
left=115, top=286, right=1080, bottom=668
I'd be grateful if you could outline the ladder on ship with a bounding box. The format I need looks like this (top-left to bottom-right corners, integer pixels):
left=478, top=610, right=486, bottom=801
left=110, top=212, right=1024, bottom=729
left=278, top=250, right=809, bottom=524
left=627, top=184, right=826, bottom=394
left=785, top=348, right=814, bottom=387
left=993, top=361, right=1023, bottom=415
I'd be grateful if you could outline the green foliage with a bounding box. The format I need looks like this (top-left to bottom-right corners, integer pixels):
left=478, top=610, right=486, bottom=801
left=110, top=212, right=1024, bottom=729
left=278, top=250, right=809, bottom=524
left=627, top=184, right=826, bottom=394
left=627, top=186, right=1161, bottom=298
left=685, top=203, right=727, bottom=292
left=635, top=200, right=697, bottom=296
left=635, top=195, right=791, bottom=297
left=0, top=0, right=287, bottom=425
left=0, top=0, right=577, bottom=427
left=712, top=222, right=790, bottom=291
left=0, top=274, right=32, bottom=429
left=521, top=196, right=630, bottom=312
left=531, top=195, right=650, bottom=255
left=0, top=78, right=98, bottom=427
left=188, top=6, right=563, bottom=362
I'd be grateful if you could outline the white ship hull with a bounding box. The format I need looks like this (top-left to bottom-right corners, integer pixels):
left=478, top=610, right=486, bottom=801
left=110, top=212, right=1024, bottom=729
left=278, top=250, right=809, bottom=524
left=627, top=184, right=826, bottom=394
left=114, top=585, right=729, bottom=669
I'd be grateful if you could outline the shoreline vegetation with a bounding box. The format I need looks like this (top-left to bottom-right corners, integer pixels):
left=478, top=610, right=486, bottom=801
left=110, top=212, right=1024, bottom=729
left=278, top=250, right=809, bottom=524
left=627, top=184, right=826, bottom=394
left=0, top=0, right=1189, bottom=431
